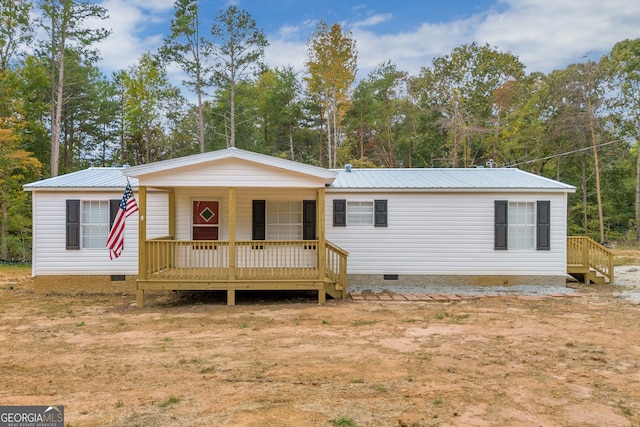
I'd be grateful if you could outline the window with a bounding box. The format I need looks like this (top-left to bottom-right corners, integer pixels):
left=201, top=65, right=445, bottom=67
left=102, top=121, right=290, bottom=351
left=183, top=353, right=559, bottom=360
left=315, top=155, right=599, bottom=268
left=495, top=200, right=550, bottom=251
left=81, top=201, right=110, bottom=249
left=266, top=201, right=302, bottom=240
left=192, top=200, right=219, bottom=240
left=508, top=202, right=535, bottom=250
left=347, top=201, right=374, bottom=225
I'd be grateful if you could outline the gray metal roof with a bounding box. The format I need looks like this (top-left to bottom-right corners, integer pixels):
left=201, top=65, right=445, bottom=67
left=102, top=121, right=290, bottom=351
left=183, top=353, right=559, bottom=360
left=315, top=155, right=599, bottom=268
left=23, top=167, right=138, bottom=191
left=329, top=167, right=576, bottom=192
left=23, top=163, right=575, bottom=193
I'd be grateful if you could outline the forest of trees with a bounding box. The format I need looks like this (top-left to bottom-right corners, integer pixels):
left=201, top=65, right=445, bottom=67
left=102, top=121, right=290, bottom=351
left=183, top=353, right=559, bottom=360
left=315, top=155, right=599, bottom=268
left=2, top=0, right=640, bottom=261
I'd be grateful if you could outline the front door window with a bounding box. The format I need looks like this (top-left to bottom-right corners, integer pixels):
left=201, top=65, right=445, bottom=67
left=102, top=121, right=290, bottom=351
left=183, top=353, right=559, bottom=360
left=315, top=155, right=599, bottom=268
left=193, top=201, right=219, bottom=240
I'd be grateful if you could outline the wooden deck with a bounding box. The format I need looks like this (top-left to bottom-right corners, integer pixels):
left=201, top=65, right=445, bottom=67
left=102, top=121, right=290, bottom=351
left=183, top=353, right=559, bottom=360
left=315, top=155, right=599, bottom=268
left=567, top=236, right=614, bottom=285
left=136, top=238, right=348, bottom=307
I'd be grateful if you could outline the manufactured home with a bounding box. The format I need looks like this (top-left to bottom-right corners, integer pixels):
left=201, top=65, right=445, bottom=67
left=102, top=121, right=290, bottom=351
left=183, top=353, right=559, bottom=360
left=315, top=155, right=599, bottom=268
left=25, top=147, right=606, bottom=306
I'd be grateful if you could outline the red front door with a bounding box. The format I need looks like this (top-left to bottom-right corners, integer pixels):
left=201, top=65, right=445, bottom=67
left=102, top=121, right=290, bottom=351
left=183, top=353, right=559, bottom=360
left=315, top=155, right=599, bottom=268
left=193, top=201, right=219, bottom=240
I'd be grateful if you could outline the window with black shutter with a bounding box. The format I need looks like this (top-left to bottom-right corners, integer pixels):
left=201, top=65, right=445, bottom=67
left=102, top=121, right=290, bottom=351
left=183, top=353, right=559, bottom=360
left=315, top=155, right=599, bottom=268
left=374, top=199, right=388, bottom=227
left=252, top=200, right=266, bottom=240
left=333, top=199, right=346, bottom=227
left=494, top=200, right=508, bottom=250
left=66, top=199, right=80, bottom=250
left=536, top=200, right=551, bottom=250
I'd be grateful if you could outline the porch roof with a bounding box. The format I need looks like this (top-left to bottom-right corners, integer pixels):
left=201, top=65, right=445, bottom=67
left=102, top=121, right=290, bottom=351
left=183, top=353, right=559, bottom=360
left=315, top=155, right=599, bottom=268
left=122, top=147, right=337, bottom=185
left=23, top=167, right=138, bottom=191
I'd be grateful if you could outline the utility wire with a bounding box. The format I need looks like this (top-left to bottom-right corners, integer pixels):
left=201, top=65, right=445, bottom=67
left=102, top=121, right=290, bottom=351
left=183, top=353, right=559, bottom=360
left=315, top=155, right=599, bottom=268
left=504, top=139, right=625, bottom=168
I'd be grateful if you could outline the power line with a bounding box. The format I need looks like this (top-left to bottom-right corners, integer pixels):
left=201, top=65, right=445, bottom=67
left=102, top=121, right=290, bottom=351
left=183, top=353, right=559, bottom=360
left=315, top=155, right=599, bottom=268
left=504, top=139, right=625, bottom=168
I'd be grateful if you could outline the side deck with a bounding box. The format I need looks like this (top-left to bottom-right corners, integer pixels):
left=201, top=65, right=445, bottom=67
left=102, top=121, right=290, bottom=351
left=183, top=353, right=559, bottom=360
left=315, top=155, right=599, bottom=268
left=137, top=238, right=348, bottom=306
left=567, top=236, right=614, bottom=285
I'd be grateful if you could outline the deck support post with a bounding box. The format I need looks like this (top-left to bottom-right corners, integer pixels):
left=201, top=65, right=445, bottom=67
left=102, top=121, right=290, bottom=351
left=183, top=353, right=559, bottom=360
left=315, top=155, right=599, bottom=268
left=318, top=289, right=325, bottom=304
left=137, top=289, right=145, bottom=308
left=228, top=187, right=236, bottom=281
left=227, top=289, right=235, bottom=306
left=137, top=185, right=147, bottom=308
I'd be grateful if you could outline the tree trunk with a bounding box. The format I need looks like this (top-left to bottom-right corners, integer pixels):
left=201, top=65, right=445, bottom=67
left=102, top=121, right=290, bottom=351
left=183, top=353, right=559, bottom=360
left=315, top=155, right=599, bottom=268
left=0, top=179, right=8, bottom=260
left=229, top=81, right=235, bottom=148
left=581, top=157, right=588, bottom=234
left=587, top=97, right=605, bottom=244
left=51, top=45, right=65, bottom=177
left=636, top=135, right=640, bottom=240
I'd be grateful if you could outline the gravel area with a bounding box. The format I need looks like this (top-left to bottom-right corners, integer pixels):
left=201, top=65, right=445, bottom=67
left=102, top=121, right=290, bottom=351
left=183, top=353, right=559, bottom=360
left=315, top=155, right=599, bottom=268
left=612, top=265, right=640, bottom=303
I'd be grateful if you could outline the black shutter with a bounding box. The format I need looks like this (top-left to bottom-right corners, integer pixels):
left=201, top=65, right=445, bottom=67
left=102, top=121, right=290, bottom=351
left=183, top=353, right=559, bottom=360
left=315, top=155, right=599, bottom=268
left=109, top=199, right=120, bottom=228
left=66, top=199, right=80, bottom=250
left=537, top=200, right=551, bottom=250
left=374, top=200, right=388, bottom=227
left=252, top=200, right=265, bottom=240
left=495, top=200, right=508, bottom=250
left=333, top=199, right=346, bottom=227
left=303, top=200, right=316, bottom=240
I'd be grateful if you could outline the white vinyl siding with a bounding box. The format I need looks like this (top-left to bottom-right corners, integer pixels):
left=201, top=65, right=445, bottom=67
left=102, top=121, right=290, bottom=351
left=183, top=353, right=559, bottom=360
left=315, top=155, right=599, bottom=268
left=266, top=201, right=302, bottom=240
left=347, top=201, right=374, bottom=225
left=81, top=200, right=109, bottom=249
left=508, top=202, right=535, bottom=250
left=326, top=191, right=568, bottom=277
left=31, top=190, right=168, bottom=276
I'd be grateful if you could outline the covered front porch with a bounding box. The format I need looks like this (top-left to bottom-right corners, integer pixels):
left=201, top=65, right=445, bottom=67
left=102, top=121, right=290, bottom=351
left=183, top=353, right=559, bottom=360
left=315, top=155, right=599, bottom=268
left=126, top=148, right=347, bottom=307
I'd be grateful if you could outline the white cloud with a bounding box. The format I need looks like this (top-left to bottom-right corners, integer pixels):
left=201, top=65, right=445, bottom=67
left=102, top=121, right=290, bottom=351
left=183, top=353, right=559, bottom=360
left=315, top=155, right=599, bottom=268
left=353, top=13, right=393, bottom=28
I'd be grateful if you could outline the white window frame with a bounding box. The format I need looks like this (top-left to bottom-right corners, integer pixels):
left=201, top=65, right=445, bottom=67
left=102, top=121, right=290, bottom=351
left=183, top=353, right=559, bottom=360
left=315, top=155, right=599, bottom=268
left=266, top=200, right=302, bottom=240
left=81, top=200, right=110, bottom=249
left=508, top=201, right=535, bottom=250
left=346, top=201, right=374, bottom=226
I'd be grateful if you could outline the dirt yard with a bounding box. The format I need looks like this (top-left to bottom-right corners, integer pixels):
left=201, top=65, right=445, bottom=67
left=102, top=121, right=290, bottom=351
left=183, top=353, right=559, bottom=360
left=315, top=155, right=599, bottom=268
left=2, top=260, right=640, bottom=427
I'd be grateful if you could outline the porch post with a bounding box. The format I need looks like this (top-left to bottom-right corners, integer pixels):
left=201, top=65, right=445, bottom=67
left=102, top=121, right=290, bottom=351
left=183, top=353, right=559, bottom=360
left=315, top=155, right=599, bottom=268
left=137, top=185, right=147, bottom=308
left=317, top=187, right=326, bottom=281
left=228, top=187, right=236, bottom=305
left=168, top=188, right=175, bottom=238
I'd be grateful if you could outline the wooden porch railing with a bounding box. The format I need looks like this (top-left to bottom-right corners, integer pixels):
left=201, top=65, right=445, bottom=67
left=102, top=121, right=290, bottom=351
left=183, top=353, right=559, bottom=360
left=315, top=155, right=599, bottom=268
left=144, top=238, right=347, bottom=286
left=326, top=241, right=349, bottom=293
left=567, top=236, right=614, bottom=284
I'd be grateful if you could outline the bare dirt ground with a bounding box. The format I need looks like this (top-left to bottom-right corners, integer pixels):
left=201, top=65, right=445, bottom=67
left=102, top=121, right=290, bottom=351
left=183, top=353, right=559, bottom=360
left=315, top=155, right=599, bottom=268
left=2, top=252, right=640, bottom=427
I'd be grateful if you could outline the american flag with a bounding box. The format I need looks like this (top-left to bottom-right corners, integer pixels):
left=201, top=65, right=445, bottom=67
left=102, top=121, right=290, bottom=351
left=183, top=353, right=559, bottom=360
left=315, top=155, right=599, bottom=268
left=106, top=183, right=139, bottom=259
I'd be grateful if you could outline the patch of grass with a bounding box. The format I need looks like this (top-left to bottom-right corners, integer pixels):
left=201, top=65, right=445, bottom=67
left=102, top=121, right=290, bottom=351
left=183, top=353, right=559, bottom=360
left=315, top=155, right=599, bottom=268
left=115, top=401, right=123, bottom=408
left=351, top=319, right=377, bottom=327
left=374, top=384, right=387, bottom=393
left=74, top=322, right=85, bottom=327
left=618, top=401, right=632, bottom=417
left=351, top=378, right=364, bottom=384
left=321, top=319, right=330, bottom=325
left=330, top=416, right=359, bottom=426
left=158, top=396, right=181, bottom=408
left=239, top=322, right=249, bottom=329
left=434, top=311, right=449, bottom=320
left=433, top=397, right=443, bottom=405
left=162, top=337, right=172, bottom=342
left=200, top=367, right=214, bottom=374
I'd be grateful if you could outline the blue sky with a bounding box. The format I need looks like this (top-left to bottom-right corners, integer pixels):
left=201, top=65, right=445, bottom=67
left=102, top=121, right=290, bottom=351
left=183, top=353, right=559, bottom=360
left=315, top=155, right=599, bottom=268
left=94, top=0, right=640, bottom=82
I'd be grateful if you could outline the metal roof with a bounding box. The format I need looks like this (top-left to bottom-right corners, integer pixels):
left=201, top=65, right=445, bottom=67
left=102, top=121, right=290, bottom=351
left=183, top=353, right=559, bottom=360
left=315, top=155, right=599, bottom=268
left=23, top=162, right=575, bottom=193
left=23, top=167, right=138, bottom=191
left=329, top=167, right=576, bottom=192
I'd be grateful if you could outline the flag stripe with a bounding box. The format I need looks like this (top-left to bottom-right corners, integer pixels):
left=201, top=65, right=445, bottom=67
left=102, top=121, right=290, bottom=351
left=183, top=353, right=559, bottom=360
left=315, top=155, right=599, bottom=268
left=106, top=184, right=138, bottom=259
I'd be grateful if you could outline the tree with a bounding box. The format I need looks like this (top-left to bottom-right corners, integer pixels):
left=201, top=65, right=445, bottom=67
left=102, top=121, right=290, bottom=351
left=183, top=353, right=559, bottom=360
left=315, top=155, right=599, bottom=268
left=305, top=21, right=357, bottom=168
left=605, top=38, right=640, bottom=240
left=411, top=43, right=524, bottom=167
left=119, top=53, right=188, bottom=165
left=161, top=0, right=211, bottom=153
left=208, top=5, right=267, bottom=148
left=0, top=0, right=32, bottom=72
left=0, top=128, right=42, bottom=260
left=38, top=0, right=110, bottom=177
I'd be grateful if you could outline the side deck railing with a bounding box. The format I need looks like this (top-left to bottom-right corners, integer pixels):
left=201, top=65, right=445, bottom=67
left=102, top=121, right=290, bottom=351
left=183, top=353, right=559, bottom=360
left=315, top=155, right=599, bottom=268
left=567, top=236, right=614, bottom=283
left=144, top=238, right=346, bottom=285
left=325, top=241, right=349, bottom=291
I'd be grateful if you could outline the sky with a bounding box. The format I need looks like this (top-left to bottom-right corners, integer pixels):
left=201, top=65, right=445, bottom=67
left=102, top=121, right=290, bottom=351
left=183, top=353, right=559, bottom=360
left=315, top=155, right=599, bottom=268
left=94, top=0, right=640, bottom=83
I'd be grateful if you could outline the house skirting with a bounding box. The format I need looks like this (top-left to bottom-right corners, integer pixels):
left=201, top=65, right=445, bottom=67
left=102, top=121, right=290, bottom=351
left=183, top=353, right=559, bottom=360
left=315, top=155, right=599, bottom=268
left=347, top=274, right=568, bottom=288
left=34, top=275, right=138, bottom=294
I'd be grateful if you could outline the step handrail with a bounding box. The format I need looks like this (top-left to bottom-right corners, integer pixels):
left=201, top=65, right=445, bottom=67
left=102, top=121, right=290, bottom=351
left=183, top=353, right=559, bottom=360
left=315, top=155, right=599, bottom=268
left=567, top=236, right=614, bottom=284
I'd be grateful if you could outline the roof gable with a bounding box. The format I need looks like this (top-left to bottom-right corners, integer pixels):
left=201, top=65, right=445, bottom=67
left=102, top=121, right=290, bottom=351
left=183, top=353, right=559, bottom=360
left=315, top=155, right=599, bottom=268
left=123, top=147, right=337, bottom=186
